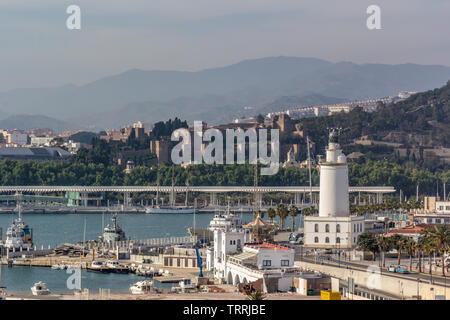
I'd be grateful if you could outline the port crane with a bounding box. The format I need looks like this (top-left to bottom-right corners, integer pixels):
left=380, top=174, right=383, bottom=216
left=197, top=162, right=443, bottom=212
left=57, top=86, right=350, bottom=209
left=195, top=246, right=203, bottom=278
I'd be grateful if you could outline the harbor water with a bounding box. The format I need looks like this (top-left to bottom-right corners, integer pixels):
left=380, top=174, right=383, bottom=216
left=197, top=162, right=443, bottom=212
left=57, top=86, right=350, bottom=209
left=0, top=211, right=257, bottom=293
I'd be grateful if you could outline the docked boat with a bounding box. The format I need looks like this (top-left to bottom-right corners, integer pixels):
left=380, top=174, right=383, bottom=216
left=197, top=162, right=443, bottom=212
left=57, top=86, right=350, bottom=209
left=146, top=206, right=198, bottom=214
left=86, top=261, right=111, bottom=273
left=106, top=260, right=130, bottom=274
left=51, top=264, right=66, bottom=270
left=101, top=213, right=126, bottom=242
left=31, top=282, right=51, bottom=296
left=4, top=203, right=33, bottom=251
left=130, top=280, right=153, bottom=294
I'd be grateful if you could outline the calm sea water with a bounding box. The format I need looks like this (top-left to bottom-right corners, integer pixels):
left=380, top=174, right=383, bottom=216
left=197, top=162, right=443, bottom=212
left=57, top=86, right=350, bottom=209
left=0, top=211, right=257, bottom=293
left=0, top=211, right=255, bottom=247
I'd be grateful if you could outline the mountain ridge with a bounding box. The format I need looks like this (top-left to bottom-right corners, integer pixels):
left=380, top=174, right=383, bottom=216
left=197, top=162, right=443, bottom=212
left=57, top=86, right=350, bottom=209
left=0, top=56, right=449, bottom=130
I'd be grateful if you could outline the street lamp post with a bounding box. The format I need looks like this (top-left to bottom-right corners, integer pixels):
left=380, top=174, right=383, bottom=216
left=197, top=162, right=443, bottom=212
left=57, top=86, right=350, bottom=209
left=417, top=278, right=420, bottom=300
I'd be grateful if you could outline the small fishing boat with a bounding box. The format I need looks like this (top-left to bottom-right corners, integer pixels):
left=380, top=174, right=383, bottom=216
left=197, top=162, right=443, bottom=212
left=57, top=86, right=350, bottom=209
left=86, top=261, right=111, bottom=273
left=106, top=260, right=129, bottom=274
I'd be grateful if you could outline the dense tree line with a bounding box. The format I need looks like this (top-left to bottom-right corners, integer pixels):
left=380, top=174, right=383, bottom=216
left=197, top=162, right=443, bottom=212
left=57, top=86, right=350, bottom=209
left=0, top=159, right=448, bottom=199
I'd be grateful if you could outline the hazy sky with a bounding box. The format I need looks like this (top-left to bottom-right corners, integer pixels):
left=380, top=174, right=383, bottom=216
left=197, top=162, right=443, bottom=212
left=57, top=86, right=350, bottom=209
left=0, top=0, right=449, bottom=91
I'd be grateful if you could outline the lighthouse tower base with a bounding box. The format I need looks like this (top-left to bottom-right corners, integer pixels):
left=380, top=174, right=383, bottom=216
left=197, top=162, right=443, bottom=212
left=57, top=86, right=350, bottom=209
left=303, top=215, right=365, bottom=249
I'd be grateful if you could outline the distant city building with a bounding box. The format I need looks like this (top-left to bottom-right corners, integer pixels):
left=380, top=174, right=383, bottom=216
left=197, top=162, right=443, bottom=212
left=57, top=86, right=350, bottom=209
left=0, top=130, right=28, bottom=146
left=30, top=135, right=54, bottom=147
left=398, top=91, right=417, bottom=100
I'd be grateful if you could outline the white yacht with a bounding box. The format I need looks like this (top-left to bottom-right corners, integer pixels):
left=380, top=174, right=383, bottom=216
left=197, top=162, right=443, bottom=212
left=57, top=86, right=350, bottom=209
left=130, top=280, right=153, bottom=294
left=31, top=282, right=51, bottom=296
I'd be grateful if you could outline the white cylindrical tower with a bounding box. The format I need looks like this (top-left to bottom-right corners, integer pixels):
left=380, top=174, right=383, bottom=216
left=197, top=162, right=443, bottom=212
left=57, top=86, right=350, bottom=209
left=319, top=134, right=350, bottom=217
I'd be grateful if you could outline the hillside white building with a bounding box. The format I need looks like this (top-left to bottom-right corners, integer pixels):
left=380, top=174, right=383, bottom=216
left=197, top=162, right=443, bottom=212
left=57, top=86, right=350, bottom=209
left=304, top=129, right=364, bottom=249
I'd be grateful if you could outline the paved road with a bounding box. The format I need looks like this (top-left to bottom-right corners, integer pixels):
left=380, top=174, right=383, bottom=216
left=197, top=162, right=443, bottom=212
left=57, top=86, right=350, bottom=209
left=297, top=255, right=450, bottom=288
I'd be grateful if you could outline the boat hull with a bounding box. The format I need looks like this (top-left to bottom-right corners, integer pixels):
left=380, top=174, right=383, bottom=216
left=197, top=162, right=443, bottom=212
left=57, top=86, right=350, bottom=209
left=145, top=207, right=199, bottom=214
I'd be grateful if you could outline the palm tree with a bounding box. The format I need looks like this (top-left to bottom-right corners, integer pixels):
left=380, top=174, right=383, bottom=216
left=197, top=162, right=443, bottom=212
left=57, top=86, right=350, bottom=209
left=289, top=205, right=298, bottom=232
left=430, top=224, right=450, bottom=276
left=267, top=208, right=276, bottom=224
left=422, top=238, right=436, bottom=276
left=377, top=236, right=392, bottom=268
left=391, top=234, right=407, bottom=266
left=416, top=241, right=423, bottom=273
left=247, top=290, right=266, bottom=300
left=276, top=203, right=288, bottom=230
left=404, top=240, right=416, bottom=272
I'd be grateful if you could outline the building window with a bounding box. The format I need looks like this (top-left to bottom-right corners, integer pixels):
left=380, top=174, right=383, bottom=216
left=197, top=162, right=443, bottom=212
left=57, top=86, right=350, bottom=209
left=314, top=237, right=319, bottom=243
left=325, top=224, right=330, bottom=233
left=281, top=260, right=290, bottom=267
left=336, top=224, right=340, bottom=233
left=436, top=219, right=441, bottom=224
left=314, top=224, right=319, bottom=232
left=230, top=240, right=233, bottom=245
left=353, top=224, right=356, bottom=233
left=325, top=237, right=329, bottom=243
left=336, top=237, right=340, bottom=244
left=263, top=260, right=271, bottom=267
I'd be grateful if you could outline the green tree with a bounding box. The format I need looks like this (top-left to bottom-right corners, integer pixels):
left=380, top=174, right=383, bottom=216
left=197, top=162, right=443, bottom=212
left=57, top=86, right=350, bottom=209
left=357, top=232, right=378, bottom=261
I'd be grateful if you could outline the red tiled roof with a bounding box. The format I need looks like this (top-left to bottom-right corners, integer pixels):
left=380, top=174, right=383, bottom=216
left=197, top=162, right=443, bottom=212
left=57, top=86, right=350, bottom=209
left=386, top=224, right=432, bottom=236
left=245, top=242, right=291, bottom=251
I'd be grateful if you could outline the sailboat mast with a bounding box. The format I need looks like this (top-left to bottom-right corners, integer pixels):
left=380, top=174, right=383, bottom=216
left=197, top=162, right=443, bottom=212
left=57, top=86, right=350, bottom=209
left=185, top=167, right=189, bottom=207
left=156, top=165, right=160, bottom=205
left=171, top=165, right=175, bottom=206
left=82, top=217, right=86, bottom=257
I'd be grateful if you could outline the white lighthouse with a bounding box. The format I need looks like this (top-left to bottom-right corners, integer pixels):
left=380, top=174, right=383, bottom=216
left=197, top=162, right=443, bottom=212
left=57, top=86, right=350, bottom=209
left=304, top=129, right=364, bottom=249
left=319, top=130, right=350, bottom=217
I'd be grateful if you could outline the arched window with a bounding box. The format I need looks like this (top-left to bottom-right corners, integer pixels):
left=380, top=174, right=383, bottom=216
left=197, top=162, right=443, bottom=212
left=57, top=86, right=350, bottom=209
left=325, top=224, right=330, bottom=233
left=336, top=237, right=340, bottom=244
left=336, top=224, right=341, bottom=233
left=314, top=237, right=319, bottom=243
left=314, top=224, right=319, bottom=232
left=325, top=237, right=330, bottom=243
